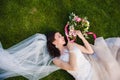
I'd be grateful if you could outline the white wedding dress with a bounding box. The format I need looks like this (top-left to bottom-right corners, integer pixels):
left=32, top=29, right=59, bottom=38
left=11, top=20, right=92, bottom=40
left=0, top=33, right=120, bottom=80
left=60, top=37, right=120, bottom=80
left=60, top=46, right=92, bottom=80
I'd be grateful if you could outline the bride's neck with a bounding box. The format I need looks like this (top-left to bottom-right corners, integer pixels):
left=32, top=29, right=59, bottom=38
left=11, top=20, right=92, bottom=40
left=58, top=46, right=67, bottom=55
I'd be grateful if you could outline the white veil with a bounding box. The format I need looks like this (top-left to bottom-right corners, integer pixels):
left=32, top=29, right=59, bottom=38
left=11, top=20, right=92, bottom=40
left=0, top=33, right=59, bottom=80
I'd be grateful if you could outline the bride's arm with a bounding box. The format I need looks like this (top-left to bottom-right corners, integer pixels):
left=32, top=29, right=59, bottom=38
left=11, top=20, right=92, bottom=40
left=74, top=30, right=94, bottom=54
left=53, top=42, right=77, bottom=71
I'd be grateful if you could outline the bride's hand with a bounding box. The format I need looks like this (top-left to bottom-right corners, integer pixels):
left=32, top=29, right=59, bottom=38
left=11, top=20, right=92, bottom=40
left=75, top=30, right=84, bottom=39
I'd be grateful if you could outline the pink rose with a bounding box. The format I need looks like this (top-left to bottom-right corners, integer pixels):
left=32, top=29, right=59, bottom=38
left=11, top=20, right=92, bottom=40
left=75, top=16, right=81, bottom=22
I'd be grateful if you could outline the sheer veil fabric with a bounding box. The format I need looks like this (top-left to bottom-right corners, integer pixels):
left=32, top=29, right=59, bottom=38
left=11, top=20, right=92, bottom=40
left=0, top=33, right=59, bottom=80
left=84, top=37, right=120, bottom=80
left=0, top=33, right=120, bottom=80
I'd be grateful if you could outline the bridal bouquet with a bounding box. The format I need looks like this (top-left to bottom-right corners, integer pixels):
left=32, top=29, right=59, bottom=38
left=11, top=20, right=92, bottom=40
left=65, top=12, right=96, bottom=42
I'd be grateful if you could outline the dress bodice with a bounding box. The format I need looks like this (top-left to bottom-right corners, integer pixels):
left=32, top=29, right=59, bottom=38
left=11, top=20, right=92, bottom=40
left=59, top=46, right=92, bottom=80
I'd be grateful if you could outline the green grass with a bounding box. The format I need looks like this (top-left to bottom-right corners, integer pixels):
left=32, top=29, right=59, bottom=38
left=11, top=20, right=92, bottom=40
left=0, top=0, right=120, bottom=80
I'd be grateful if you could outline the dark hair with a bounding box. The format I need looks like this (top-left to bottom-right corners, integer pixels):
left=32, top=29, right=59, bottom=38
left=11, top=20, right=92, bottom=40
left=46, top=31, right=61, bottom=58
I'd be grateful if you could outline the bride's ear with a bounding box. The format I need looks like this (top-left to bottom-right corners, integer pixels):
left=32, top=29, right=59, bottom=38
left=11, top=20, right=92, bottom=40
left=52, top=41, right=56, bottom=45
left=52, top=41, right=58, bottom=48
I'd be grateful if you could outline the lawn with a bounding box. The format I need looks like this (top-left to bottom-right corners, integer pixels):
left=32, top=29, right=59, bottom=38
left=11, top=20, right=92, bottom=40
left=0, top=0, right=120, bottom=80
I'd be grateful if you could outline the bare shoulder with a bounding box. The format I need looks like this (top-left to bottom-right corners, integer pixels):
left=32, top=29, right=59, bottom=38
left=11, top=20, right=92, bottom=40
left=52, top=57, right=65, bottom=69
left=67, top=42, right=77, bottom=49
left=53, top=57, right=62, bottom=65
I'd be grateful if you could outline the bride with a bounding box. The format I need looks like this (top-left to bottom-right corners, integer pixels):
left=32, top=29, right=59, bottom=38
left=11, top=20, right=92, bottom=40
left=46, top=30, right=120, bottom=80
left=0, top=30, right=120, bottom=80
left=46, top=30, right=93, bottom=80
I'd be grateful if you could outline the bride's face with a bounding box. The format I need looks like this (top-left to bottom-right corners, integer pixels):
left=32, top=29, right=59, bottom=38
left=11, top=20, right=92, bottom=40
left=52, top=32, right=66, bottom=46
